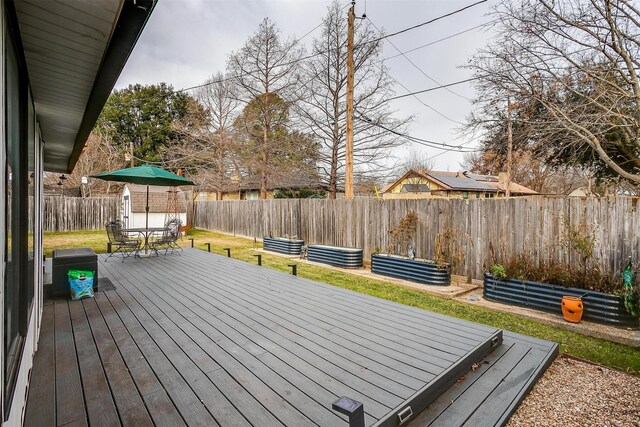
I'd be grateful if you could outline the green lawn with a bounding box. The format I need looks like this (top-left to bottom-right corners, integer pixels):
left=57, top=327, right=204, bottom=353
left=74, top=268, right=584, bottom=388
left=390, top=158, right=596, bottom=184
left=45, top=228, right=640, bottom=374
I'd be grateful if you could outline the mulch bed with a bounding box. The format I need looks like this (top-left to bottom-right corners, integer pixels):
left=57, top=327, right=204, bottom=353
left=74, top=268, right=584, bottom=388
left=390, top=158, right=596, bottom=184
left=508, top=355, right=640, bottom=427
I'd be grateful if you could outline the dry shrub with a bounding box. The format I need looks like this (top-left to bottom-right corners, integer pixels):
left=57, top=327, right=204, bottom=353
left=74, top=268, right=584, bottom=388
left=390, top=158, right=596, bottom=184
left=387, top=211, right=418, bottom=256
left=494, top=221, right=620, bottom=293
left=434, top=227, right=464, bottom=272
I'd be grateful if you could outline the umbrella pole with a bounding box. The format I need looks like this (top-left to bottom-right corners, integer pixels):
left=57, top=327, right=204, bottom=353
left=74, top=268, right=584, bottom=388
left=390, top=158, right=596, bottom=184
left=146, top=185, right=149, bottom=230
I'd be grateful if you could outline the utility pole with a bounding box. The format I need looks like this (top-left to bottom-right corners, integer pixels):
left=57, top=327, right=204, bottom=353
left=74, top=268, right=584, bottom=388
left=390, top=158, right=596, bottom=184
left=506, top=96, right=513, bottom=198
left=345, top=0, right=355, bottom=200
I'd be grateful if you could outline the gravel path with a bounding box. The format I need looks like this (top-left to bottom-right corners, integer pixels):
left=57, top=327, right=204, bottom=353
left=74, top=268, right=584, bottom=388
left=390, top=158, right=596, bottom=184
left=508, top=356, right=640, bottom=427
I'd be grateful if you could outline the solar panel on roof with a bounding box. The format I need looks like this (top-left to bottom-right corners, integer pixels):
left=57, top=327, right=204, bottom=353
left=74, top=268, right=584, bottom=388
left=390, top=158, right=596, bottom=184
left=428, top=172, right=496, bottom=191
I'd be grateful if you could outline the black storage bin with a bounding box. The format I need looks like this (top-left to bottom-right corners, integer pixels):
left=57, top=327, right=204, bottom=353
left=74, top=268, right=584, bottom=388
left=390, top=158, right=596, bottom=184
left=52, top=248, right=98, bottom=297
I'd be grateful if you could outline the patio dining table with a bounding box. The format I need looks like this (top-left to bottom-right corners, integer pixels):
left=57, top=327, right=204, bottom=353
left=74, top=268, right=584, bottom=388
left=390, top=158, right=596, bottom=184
left=123, top=227, right=166, bottom=256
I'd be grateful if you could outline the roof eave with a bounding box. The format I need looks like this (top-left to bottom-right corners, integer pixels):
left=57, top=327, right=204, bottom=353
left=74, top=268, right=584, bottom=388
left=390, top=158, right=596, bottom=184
left=60, top=0, right=156, bottom=173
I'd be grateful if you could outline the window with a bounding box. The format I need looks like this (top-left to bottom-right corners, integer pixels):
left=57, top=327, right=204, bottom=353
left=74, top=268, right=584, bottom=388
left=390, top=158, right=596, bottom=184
left=3, top=8, right=35, bottom=413
left=462, top=191, right=469, bottom=199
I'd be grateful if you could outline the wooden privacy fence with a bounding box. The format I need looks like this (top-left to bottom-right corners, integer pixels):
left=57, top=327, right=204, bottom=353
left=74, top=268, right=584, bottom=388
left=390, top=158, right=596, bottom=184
left=44, top=196, right=120, bottom=232
left=191, top=197, right=640, bottom=280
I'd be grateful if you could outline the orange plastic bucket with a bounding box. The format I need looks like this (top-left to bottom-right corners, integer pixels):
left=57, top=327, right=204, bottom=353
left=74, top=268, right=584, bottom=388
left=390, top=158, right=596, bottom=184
left=561, top=296, right=584, bottom=323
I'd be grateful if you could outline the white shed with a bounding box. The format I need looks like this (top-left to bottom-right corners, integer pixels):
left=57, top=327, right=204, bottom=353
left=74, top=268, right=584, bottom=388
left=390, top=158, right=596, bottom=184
left=121, top=184, right=187, bottom=229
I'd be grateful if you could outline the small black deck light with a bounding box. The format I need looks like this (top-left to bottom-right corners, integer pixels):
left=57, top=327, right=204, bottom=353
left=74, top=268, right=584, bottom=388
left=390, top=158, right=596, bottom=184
left=332, top=396, right=364, bottom=427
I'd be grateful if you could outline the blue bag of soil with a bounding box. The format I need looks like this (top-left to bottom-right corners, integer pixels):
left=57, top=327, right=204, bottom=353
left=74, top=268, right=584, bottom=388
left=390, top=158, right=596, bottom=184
left=68, top=269, right=94, bottom=301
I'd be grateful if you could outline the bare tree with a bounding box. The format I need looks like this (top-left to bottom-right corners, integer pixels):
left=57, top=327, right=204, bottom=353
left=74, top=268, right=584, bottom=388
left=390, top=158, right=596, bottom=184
left=400, top=150, right=435, bottom=174
left=467, top=0, right=640, bottom=186
left=166, top=74, right=241, bottom=199
left=227, top=18, right=306, bottom=199
left=298, top=1, right=410, bottom=198
left=49, top=131, right=127, bottom=195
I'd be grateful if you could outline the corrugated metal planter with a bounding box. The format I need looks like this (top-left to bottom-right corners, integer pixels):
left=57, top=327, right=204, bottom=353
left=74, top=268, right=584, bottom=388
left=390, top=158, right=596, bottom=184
left=483, top=274, right=639, bottom=327
left=307, top=245, right=363, bottom=268
left=371, top=254, right=451, bottom=286
left=263, top=237, right=304, bottom=255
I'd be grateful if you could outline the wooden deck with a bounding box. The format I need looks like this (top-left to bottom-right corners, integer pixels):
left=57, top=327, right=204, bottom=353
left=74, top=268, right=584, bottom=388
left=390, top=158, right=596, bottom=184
left=26, top=249, right=557, bottom=427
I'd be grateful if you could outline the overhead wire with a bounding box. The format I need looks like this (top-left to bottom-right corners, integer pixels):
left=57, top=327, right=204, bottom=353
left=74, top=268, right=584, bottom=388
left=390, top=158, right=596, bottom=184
left=115, top=1, right=491, bottom=166
left=367, top=17, right=471, bottom=102
left=383, top=20, right=497, bottom=60
left=358, top=0, right=488, bottom=46
left=355, top=109, right=479, bottom=153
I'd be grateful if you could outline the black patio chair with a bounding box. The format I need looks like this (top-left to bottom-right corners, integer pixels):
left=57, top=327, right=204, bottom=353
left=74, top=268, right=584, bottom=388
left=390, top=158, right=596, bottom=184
left=150, top=219, right=183, bottom=256
left=105, top=220, right=140, bottom=262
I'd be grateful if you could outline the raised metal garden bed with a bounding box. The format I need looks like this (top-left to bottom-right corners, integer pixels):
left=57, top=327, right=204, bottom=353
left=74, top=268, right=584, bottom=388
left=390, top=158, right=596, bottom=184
left=371, top=254, right=451, bottom=286
left=483, top=274, right=638, bottom=327
left=263, top=237, right=304, bottom=255
left=307, top=245, right=363, bottom=268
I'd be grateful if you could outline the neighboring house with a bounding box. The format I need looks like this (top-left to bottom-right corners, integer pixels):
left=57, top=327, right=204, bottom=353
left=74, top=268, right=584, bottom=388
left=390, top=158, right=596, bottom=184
left=568, top=187, right=594, bottom=197
left=0, top=2, right=154, bottom=425
left=382, top=169, right=538, bottom=199
left=122, top=184, right=187, bottom=229
left=205, top=174, right=327, bottom=200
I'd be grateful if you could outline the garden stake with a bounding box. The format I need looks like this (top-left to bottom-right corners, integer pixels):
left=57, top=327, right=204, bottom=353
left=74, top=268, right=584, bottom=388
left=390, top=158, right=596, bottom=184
left=224, top=248, right=231, bottom=257
left=205, top=243, right=211, bottom=252
left=188, top=237, right=194, bottom=248
left=253, top=254, right=262, bottom=266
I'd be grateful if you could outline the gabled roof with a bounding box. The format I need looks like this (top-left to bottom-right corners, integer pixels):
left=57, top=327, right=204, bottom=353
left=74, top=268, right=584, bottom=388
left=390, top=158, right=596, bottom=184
left=384, top=169, right=538, bottom=195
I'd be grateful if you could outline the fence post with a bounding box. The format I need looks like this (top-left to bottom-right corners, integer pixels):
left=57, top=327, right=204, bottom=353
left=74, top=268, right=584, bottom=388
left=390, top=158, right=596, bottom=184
left=288, top=264, right=297, bottom=276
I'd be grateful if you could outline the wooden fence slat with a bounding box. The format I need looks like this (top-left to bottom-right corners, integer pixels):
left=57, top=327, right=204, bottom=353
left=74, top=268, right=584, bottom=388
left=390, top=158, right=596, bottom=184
left=43, top=196, right=119, bottom=232
left=190, top=197, right=639, bottom=280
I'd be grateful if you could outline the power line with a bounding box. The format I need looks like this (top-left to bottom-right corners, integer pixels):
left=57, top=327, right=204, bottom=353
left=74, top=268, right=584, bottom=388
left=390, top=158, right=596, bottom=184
left=367, top=16, right=472, bottom=102
left=179, top=1, right=488, bottom=95
left=385, top=76, right=481, bottom=101
left=359, top=0, right=488, bottom=47
left=384, top=20, right=497, bottom=61
left=355, top=110, right=479, bottom=152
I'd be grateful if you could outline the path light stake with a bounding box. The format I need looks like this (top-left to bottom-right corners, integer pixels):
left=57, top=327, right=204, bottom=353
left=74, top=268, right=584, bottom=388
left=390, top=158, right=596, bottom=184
left=188, top=237, right=194, bottom=248
left=205, top=243, right=211, bottom=252
left=332, top=396, right=364, bottom=427
left=253, top=254, right=262, bottom=266
left=224, top=248, right=231, bottom=257
left=288, top=264, right=297, bottom=276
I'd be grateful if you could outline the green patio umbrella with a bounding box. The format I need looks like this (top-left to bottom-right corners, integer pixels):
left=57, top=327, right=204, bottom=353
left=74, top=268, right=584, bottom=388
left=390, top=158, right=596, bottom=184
left=91, top=165, right=195, bottom=229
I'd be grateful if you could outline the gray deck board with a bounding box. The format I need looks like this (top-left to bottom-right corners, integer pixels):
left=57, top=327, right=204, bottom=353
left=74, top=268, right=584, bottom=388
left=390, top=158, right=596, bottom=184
left=81, top=298, right=154, bottom=427
left=144, top=253, right=481, bottom=370
left=408, top=335, right=558, bottom=427
left=67, top=300, right=120, bottom=427
left=24, top=301, right=56, bottom=426
left=54, top=299, right=87, bottom=426
left=92, top=293, right=187, bottom=427
left=27, top=248, right=556, bottom=427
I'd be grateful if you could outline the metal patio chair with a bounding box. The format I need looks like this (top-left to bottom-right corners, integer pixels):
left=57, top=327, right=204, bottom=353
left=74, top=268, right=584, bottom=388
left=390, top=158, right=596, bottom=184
left=105, top=220, right=140, bottom=262
left=150, top=219, right=183, bottom=256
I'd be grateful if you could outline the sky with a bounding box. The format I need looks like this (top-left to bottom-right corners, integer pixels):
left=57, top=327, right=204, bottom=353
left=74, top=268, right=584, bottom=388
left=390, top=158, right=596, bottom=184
left=115, top=0, right=499, bottom=174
